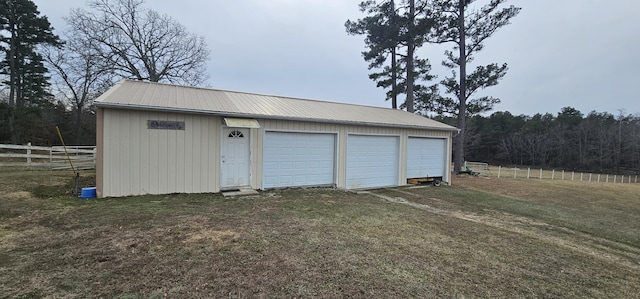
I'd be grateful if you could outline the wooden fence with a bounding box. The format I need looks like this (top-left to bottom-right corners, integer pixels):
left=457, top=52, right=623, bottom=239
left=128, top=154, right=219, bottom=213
left=0, top=143, right=96, bottom=170
left=464, top=161, right=639, bottom=184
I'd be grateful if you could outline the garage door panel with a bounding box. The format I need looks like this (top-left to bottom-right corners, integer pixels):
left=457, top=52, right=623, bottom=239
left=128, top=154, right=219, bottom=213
left=407, top=137, right=446, bottom=178
left=346, top=135, right=399, bottom=189
left=263, top=132, right=335, bottom=188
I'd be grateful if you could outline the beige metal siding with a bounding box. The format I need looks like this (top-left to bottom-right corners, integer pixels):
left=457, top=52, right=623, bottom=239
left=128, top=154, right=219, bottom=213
left=102, top=108, right=221, bottom=197
left=100, top=109, right=453, bottom=197
left=96, top=108, right=104, bottom=197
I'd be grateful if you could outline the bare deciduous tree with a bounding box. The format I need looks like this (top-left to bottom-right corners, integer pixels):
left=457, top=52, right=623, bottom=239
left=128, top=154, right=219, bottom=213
left=66, top=0, right=210, bottom=86
left=44, top=36, right=115, bottom=143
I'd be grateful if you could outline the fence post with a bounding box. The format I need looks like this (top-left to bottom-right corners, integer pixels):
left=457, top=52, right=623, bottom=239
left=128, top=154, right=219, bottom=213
left=552, top=169, right=555, bottom=180
left=622, top=175, right=624, bottom=184
left=571, top=172, right=574, bottom=181
left=514, top=168, right=517, bottom=179
left=527, top=168, right=530, bottom=179
left=636, top=175, right=638, bottom=183
left=606, top=175, right=609, bottom=183
left=539, top=168, right=543, bottom=179
left=561, top=170, right=565, bottom=180
left=498, top=166, right=501, bottom=178
left=26, top=142, right=32, bottom=165
left=614, top=175, right=616, bottom=183
left=588, top=173, right=591, bottom=182
left=597, top=174, right=600, bottom=182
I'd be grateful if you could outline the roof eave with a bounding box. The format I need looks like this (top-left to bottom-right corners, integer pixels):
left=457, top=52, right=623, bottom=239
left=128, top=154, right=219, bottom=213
left=95, top=102, right=459, bottom=132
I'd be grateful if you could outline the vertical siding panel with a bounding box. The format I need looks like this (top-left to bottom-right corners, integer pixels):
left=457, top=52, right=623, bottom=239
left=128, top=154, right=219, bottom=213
left=211, top=116, right=218, bottom=192
left=399, top=130, right=407, bottom=186
left=202, top=116, right=212, bottom=192
left=159, top=113, right=170, bottom=194
left=130, top=111, right=141, bottom=195
left=191, top=116, right=202, bottom=192
left=337, top=126, right=347, bottom=188
left=175, top=114, right=186, bottom=193
left=196, top=115, right=205, bottom=193
left=214, top=116, right=222, bottom=192
left=152, top=111, right=160, bottom=194
left=139, top=111, right=151, bottom=195
left=109, top=111, right=117, bottom=196
left=149, top=112, right=161, bottom=194
left=95, top=108, right=104, bottom=197
left=103, top=110, right=112, bottom=196
left=120, top=111, right=132, bottom=196
left=255, top=126, right=262, bottom=189
left=166, top=113, right=178, bottom=193
left=200, top=116, right=210, bottom=193
left=184, top=114, right=194, bottom=193
left=101, top=110, right=108, bottom=196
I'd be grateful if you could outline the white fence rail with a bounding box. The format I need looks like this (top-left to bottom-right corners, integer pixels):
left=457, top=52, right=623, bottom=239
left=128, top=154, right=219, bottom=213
left=464, top=161, right=638, bottom=184
left=0, top=143, right=96, bottom=170
left=464, top=161, right=490, bottom=174
left=493, top=165, right=639, bottom=184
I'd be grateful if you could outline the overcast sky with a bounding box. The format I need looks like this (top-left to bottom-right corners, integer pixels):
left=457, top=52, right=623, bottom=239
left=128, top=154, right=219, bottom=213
left=33, top=0, right=640, bottom=117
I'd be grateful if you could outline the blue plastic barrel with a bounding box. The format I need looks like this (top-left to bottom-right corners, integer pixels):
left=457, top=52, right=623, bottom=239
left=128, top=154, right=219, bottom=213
left=80, top=187, right=97, bottom=199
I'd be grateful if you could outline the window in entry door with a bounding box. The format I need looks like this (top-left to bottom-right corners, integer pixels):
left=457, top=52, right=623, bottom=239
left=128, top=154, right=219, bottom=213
left=228, top=130, right=244, bottom=138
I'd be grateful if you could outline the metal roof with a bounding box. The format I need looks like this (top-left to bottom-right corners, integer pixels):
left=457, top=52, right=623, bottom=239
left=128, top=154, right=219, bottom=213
left=95, top=80, right=458, bottom=131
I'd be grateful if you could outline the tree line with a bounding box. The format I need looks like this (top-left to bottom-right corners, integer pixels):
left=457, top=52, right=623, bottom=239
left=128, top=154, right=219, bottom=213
left=2, top=0, right=637, bottom=175
left=436, top=107, right=640, bottom=175
left=0, top=0, right=209, bottom=145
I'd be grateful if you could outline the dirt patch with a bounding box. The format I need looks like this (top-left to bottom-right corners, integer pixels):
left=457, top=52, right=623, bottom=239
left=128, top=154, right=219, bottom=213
left=5, top=191, right=31, bottom=200
left=183, top=228, right=241, bottom=243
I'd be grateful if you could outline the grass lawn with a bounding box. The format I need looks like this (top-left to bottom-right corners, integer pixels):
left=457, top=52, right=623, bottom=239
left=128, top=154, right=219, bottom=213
left=1, top=169, right=639, bottom=298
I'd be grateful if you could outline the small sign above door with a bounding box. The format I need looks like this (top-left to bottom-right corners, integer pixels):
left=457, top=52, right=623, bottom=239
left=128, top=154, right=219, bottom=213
left=147, top=120, right=185, bottom=130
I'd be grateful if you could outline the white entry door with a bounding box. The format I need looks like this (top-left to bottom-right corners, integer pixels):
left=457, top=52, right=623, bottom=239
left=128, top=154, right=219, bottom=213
left=221, top=128, right=250, bottom=188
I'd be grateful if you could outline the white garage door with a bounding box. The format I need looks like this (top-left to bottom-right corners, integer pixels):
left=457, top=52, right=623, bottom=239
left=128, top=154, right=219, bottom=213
left=263, top=132, right=335, bottom=188
left=407, top=137, right=446, bottom=178
left=346, top=135, right=399, bottom=189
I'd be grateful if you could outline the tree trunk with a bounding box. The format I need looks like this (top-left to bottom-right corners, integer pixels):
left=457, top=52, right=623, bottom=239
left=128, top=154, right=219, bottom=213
left=8, top=109, right=18, bottom=144
left=390, top=0, right=398, bottom=109
left=391, top=46, right=398, bottom=109
left=453, top=0, right=466, bottom=173
left=8, top=4, right=19, bottom=144
left=75, top=105, right=83, bottom=144
left=405, top=0, right=415, bottom=113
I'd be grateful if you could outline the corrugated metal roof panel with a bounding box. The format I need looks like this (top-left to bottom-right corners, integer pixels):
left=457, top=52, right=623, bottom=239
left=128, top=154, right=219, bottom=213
left=95, top=80, right=458, bottom=131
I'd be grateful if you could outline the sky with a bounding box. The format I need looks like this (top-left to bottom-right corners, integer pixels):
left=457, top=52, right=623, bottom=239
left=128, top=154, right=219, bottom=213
left=33, top=0, right=640, bottom=117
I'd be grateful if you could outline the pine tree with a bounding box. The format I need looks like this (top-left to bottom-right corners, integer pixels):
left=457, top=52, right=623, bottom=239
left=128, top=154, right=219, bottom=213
left=0, top=0, right=61, bottom=143
left=346, top=0, right=435, bottom=111
left=346, top=1, right=403, bottom=108
left=429, top=0, right=520, bottom=172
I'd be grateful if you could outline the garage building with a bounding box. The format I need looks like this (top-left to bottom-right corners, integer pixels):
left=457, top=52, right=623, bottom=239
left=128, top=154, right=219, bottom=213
left=95, top=80, right=458, bottom=197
